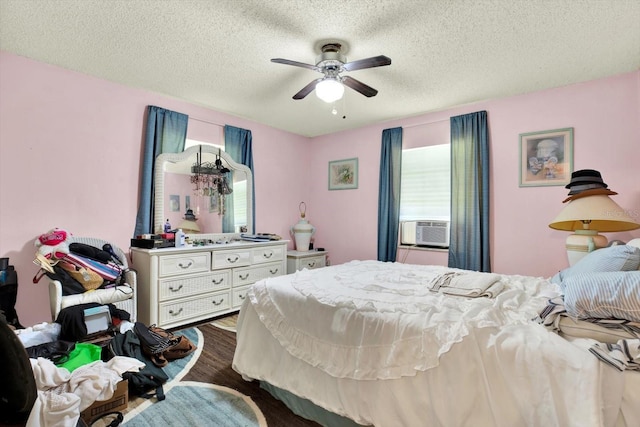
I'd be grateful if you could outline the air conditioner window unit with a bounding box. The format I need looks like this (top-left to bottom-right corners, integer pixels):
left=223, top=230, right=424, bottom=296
left=400, top=220, right=450, bottom=247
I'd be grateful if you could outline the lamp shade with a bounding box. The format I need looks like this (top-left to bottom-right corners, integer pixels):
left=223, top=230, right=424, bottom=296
left=549, top=195, right=640, bottom=232
left=179, top=219, right=200, bottom=234
left=316, top=78, right=344, bottom=103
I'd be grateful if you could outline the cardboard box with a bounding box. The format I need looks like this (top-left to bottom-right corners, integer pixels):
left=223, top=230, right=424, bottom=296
left=80, top=379, right=128, bottom=424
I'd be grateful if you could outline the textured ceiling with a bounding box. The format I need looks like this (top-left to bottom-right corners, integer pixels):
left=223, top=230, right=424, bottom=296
left=1, top=0, right=639, bottom=137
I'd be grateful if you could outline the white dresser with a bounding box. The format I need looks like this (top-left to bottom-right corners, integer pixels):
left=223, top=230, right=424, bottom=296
left=131, top=240, right=287, bottom=329
left=286, top=250, right=328, bottom=274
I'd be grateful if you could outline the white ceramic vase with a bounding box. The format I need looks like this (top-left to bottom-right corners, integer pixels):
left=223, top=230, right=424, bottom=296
left=291, top=218, right=316, bottom=251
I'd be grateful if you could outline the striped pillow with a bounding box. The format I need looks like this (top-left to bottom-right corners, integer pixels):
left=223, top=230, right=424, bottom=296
left=563, top=271, right=640, bottom=322
left=551, top=245, right=640, bottom=288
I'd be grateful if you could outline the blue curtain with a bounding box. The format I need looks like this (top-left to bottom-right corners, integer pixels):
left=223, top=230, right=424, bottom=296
left=448, top=111, right=491, bottom=272
left=224, top=125, right=255, bottom=233
left=133, top=106, right=188, bottom=237
left=377, top=127, right=403, bottom=262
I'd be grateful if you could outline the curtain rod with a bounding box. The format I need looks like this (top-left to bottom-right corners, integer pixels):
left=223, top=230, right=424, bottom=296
left=189, top=116, right=225, bottom=128
left=402, top=117, right=450, bottom=129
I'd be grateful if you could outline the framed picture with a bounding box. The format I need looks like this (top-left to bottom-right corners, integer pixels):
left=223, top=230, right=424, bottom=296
left=169, top=195, right=180, bottom=212
left=328, top=158, right=359, bottom=190
left=519, top=128, right=573, bottom=187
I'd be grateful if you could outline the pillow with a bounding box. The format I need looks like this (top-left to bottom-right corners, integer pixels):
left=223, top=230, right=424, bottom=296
left=551, top=245, right=640, bottom=288
left=563, top=271, right=640, bottom=322
left=627, top=238, right=640, bottom=251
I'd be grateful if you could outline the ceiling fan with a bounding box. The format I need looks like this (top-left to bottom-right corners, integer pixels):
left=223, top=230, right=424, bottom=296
left=271, top=43, right=391, bottom=102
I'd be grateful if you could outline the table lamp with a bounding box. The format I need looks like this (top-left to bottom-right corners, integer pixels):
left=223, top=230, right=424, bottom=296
left=179, top=208, right=201, bottom=234
left=549, top=194, right=640, bottom=265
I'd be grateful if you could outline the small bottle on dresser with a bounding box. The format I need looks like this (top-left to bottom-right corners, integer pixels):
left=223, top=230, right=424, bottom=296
left=175, top=229, right=186, bottom=247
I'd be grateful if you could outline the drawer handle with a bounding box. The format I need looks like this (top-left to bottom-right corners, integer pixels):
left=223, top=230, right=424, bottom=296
left=212, top=298, right=224, bottom=306
left=169, top=308, right=184, bottom=316
left=169, top=284, right=184, bottom=292
left=307, top=261, right=316, bottom=268
left=269, top=268, right=279, bottom=275
left=263, top=252, right=273, bottom=259
left=212, top=278, right=224, bottom=285
left=227, top=255, right=240, bottom=263
left=239, top=273, right=249, bottom=280
left=178, top=261, right=193, bottom=269
left=239, top=294, right=246, bottom=300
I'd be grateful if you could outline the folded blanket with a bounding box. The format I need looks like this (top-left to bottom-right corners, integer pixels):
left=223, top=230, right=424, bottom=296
left=429, top=271, right=503, bottom=298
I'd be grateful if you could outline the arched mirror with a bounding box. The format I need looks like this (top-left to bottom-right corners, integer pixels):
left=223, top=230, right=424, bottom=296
left=154, top=145, right=253, bottom=238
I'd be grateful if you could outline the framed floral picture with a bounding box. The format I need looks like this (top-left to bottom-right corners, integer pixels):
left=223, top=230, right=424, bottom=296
left=328, top=158, right=358, bottom=190
left=519, top=127, right=573, bottom=187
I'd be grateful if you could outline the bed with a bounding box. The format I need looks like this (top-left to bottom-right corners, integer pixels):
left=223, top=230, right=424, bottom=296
left=232, top=248, right=640, bottom=427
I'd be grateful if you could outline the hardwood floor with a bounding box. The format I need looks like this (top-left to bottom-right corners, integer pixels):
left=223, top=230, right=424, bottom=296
left=182, top=321, right=322, bottom=427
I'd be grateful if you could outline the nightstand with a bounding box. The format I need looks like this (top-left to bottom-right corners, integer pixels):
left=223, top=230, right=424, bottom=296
left=287, top=250, right=328, bottom=273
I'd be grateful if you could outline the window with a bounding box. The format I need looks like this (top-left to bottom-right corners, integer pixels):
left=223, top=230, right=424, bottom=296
left=399, top=144, right=450, bottom=222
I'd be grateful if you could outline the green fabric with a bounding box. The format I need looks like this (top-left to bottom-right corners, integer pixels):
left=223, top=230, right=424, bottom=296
left=57, top=343, right=102, bottom=372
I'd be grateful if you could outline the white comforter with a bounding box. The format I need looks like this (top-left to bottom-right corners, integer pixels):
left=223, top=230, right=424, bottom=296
left=233, top=261, right=639, bottom=427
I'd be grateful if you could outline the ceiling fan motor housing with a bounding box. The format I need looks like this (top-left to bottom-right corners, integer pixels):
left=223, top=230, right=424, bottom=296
left=316, top=43, right=346, bottom=71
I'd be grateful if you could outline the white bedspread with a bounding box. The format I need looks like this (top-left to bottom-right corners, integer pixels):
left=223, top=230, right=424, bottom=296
left=234, top=260, right=640, bottom=427
left=248, top=260, right=556, bottom=380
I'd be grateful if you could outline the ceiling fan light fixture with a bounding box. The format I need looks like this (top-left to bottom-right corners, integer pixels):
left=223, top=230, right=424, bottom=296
left=315, top=78, right=344, bottom=103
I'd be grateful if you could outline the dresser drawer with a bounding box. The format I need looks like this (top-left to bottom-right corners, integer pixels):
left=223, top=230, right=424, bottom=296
left=286, top=251, right=328, bottom=274
left=252, top=245, right=285, bottom=264
left=298, top=255, right=326, bottom=270
left=159, top=253, right=211, bottom=277
left=233, top=261, right=284, bottom=287
left=158, top=271, right=231, bottom=301
left=232, top=285, right=251, bottom=308
left=159, top=290, right=231, bottom=325
left=211, top=248, right=252, bottom=269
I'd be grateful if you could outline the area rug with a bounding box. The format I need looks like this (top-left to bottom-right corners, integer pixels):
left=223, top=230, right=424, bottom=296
left=183, top=321, right=321, bottom=427
left=109, top=319, right=319, bottom=427
left=211, top=313, right=238, bottom=332
left=122, top=382, right=266, bottom=427
left=119, top=326, right=267, bottom=427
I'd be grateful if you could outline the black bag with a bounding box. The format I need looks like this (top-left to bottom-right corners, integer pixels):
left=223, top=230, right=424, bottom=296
left=108, top=330, right=168, bottom=400
left=25, top=340, right=76, bottom=364
left=69, top=243, right=113, bottom=264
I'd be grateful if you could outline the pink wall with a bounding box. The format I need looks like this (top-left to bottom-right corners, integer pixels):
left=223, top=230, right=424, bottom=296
left=1, top=50, right=639, bottom=326
left=309, top=72, right=640, bottom=275
left=0, top=51, right=309, bottom=326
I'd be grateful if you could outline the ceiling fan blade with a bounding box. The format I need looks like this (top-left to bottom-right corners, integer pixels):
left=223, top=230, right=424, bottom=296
left=342, top=76, right=378, bottom=97
left=342, top=55, right=391, bottom=72
left=271, top=58, right=319, bottom=72
left=293, top=78, right=323, bottom=100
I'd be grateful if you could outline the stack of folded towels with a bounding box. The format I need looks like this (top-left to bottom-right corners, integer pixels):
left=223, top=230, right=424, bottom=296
left=429, top=271, right=503, bottom=298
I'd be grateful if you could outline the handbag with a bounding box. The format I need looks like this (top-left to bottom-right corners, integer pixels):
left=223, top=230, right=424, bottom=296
left=57, top=260, right=104, bottom=291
